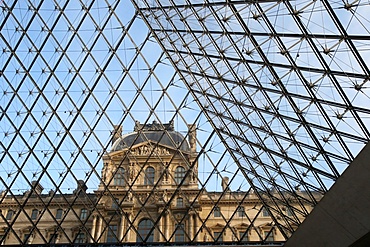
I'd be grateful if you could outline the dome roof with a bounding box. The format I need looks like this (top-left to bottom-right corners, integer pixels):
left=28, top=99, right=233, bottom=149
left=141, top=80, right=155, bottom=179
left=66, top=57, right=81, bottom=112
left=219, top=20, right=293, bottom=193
left=111, top=130, right=190, bottom=152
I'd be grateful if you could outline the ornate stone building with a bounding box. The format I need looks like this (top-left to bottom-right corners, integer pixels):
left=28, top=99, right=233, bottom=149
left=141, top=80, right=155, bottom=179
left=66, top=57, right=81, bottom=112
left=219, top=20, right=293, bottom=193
left=0, top=121, right=319, bottom=245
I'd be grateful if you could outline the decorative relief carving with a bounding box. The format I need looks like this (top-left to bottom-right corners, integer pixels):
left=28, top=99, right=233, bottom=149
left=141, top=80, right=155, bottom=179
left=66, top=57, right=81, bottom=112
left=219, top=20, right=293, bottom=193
left=131, top=145, right=170, bottom=155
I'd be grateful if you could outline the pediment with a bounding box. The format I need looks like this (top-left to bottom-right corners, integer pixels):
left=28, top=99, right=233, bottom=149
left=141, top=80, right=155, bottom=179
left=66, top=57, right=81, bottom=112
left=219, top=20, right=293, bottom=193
left=210, top=223, right=225, bottom=229
left=108, top=141, right=176, bottom=157
left=234, top=223, right=249, bottom=228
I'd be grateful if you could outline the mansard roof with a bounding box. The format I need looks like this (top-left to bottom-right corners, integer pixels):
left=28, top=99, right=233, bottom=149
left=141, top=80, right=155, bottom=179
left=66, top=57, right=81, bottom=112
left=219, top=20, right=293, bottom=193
left=111, top=121, right=190, bottom=152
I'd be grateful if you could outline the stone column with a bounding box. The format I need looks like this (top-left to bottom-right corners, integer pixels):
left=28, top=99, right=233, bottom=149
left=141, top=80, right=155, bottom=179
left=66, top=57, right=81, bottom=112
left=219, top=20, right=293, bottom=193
left=119, top=214, right=125, bottom=242
left=165, top=211, right=170, bottom=241
left=158, top=214, right=163, bottom=242
left=194, top=212, right=200, bottom=242
left=188, top=212, right=194, bottom=241
left=90, top=215, right=97, bottom=243
left=96, top=216, right=103, bottom=243
left=126, top=212, right=132, bottom=242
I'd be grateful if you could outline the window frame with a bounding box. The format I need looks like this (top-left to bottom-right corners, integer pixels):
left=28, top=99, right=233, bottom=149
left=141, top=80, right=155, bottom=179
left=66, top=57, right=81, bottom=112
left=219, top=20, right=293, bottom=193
left=239, top=231, right=249, bottom=241
left=113, top=167, right=125, bottom=186
left=144, top=166, right=155, bottom=185
left=262, top=207, right=270, bottom=217
left=106, top=224, right=118, bottom=243
left=214, top=206, right=221, bottom=217
left=5, top=210, right=14, bottom=220
left=137, top=218, right=154, bottom=242
left=55, top=209, right=63, bottom=220
left=0, top=234, right=5, bottom=245
left=174, top=166, right=186, bottom=184
left=176, top=197, right=184, bottom=207
left=264, top=230, right=274, bottom=241
left=213, top=231, right=223, bottom=242
left=74, top=232, right=86, bottom=243
left=175, top=223, right=185, bottom=242
left=80, top=208, right=88, bottom=220
left=31, top=209, right=38, bottom=220
left=49, top=233, right=58, bottom=244
left=237, top=206, right=246, bottom=217
left=286, top=207, right=294, bottom=217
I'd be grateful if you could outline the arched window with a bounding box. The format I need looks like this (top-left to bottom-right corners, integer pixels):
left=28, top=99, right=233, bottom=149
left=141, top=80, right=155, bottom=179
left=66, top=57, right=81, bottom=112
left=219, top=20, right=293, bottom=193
left=144, top=167, right=155, bottom=185
left=113, top=167, right=125, bottom=186
left=174, top=166, right=186, bottom=184
left=137, top=219, right=154, bottom=242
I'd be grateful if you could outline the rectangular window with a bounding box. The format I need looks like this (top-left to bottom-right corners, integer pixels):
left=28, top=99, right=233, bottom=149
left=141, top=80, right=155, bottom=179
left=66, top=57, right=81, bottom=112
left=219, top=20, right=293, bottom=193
left=23, top=233, right=31, bottom=243
left=74, top=232, right=85, bottom=243
left=49, top=233, right=58, bottom=244
left=6, top=210, right=14, bottom=220
left=107, top=225, right=118, bottom=243
left=262, top=207, right=270, bottom=217
left=80, top=209, right=88, bottom=220
left=112, top=198, right=120, bottom=209
left=214, top=206, right=221, bottom=217
left=177, top=197, right=183, bottom=207
left=214, top=231, right=223, bottom=242
left=237, top=206, right=246, bottom=217
left=264, top=230, right=274, bottom=241
left=239, top=231, right=248, bottom=241
left=55, top=209, right=63, bottom=219
left=175, top=223, right=185, bottom=242
left=286, top=207, right=293, bottom=216
left=31, top=209, right=38, bottom=220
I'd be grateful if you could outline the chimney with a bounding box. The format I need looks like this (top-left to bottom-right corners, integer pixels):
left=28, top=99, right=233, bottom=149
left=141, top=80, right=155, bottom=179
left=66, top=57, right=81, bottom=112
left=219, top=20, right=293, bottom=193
left=187, top=124, right=196, bottom=152
left=112, top=125, right=123, bottom=145
left=31, top=181, right=44, bottom=195
left=221, top=177, right=230, bottom=192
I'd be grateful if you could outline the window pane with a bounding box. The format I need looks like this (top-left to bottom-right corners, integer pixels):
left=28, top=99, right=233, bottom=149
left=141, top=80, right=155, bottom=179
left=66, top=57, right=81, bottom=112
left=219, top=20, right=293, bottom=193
left=175, top=166, right=186, bottom=184
left=175, top=223, right=185, bottom=242
left=80, top=209, right=87, bottom=220
left=237, top=206, right=246, bottom=217
left=177, top=197, right=183, bottom=207
left=74, top=233, right=85, bottom=243
left=239, top=231, right=248, bottom=241
left=144, top=167, right=155, bottom=185
left=49, top=234, right=58, bottom=244
left=107, top=225, right=118, bottom=243
left=114, top=167, right=125, bottom=186
left=56, top=209, right=63, bottom=219
left=31, top=209, right=38, bottom=220
left=6, top=210, right=14, bottom=220
left=23, top=234, right=30, bottom=243
left=214, top=231, right=223, bottom=242
left=137, top=219, right=154, bottom=242
left=264, top=231, right=274, bottom=241
left=214, top=206, right=221, bottom=217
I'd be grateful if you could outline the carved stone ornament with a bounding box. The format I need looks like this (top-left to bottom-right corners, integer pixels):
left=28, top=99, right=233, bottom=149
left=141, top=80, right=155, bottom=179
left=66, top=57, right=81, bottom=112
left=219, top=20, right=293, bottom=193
left=132, top=145, right=170, bottom=155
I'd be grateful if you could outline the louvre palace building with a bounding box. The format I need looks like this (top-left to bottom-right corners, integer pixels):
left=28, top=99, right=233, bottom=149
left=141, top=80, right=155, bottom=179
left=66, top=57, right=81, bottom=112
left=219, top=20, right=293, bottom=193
left=0, top=121, right=320, bottom=245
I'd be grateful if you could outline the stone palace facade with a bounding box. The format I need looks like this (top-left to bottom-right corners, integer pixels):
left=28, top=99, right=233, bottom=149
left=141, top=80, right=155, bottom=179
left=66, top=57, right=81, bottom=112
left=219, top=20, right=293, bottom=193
left=0, top=121, right=319, bottom=245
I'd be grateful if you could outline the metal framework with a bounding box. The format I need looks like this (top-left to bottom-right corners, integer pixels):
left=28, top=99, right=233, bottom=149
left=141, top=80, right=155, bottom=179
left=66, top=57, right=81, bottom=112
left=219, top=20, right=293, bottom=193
left=0, top=0, right=370, bottom=245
